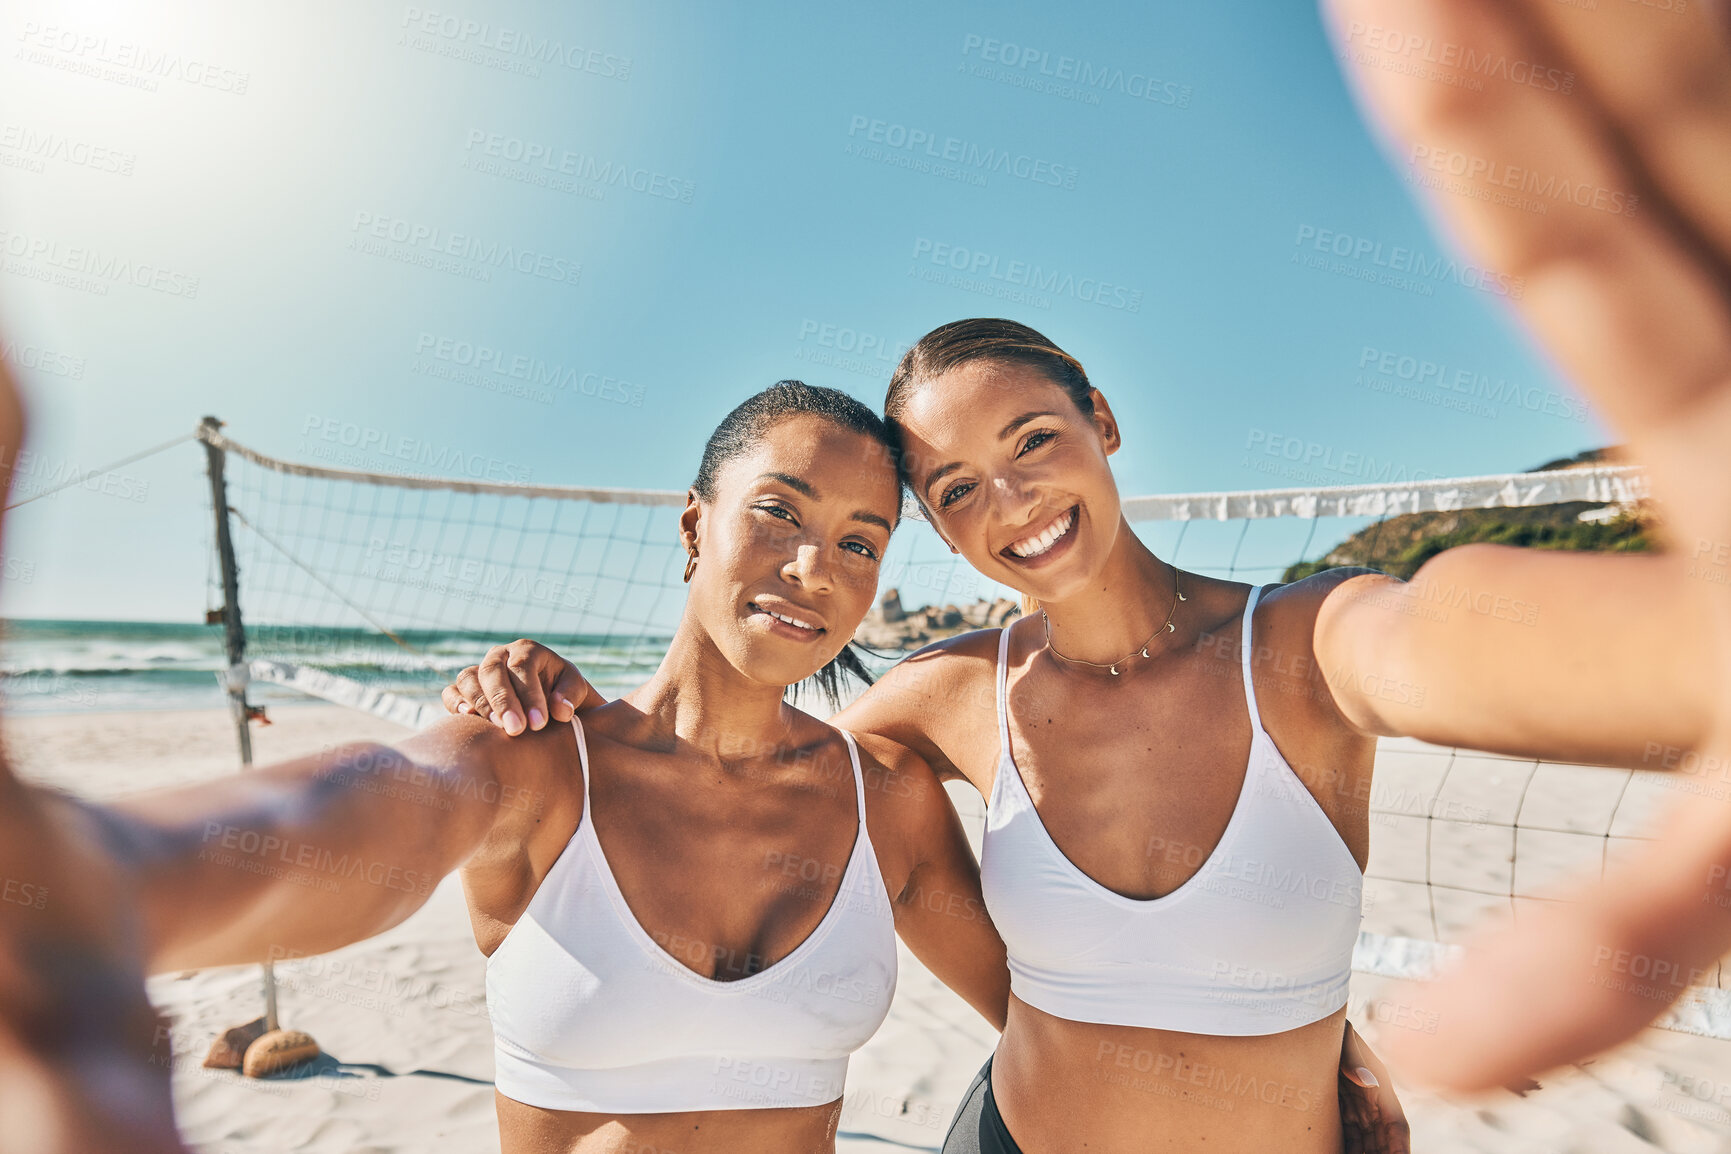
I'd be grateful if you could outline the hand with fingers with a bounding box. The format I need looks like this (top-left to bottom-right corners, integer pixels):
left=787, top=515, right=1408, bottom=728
left=1338, top=1020, right=1410, bottom=1154
left=441, top=639, right=600, bottom=734
left=1325, top=0, right=1731, bottom=1090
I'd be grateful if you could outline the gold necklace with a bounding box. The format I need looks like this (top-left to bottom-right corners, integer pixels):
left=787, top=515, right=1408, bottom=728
left=1041, top=570, right=1185, bottom=676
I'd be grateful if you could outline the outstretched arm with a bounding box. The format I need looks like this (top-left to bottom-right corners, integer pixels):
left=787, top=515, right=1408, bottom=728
left=106, top=715, right=557, bottom=973
left=0, top=357, right=187, bottom=1152
left=1323, top=0, right=1731, bottom=1090
left=1313, top=546, right=1713, bottom=767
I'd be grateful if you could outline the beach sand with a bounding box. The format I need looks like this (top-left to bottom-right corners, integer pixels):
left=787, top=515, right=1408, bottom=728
left=9, top=704, right=1731, bottom=1153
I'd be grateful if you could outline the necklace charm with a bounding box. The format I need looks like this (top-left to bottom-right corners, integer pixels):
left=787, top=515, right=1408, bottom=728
left=1043, top=569, right=1184, bottom=676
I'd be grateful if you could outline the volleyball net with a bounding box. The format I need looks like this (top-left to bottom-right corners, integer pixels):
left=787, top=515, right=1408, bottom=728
left=204, top=423, right=690, bottom=727
left=195, top=422, right=1731, bottom=1038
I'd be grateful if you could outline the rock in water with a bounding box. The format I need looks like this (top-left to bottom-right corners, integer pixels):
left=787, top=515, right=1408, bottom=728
left=203, top=1016, right=267, bottom=1070
left=242, top=1028, right=320, bottom=1077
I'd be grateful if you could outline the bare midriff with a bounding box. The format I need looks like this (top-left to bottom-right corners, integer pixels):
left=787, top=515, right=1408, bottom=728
left=991, top=996, right=1346, bottom=1153
left=495, top=1093, right=844, bottom=1154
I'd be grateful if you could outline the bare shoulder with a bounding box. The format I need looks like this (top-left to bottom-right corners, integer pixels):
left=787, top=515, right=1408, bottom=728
left=873, top=626, right=1002, bottom=702
left=842, top=729, right=964, bottom=898
left=848, top=731, right=950, bottom=823
left=1242, top=574, right=1352, bottom=668
left=1262, top=566, right=1389, bottom=612
left=862, top=633, right=1003, bottom=723
left=1257, top=567, right=1400, bottom=641
left=405, top=711, right=548, bottom=771
left=448, top=715, right=582, bottom=943
left=843, top=627, right=1005, bottom=781
left=1251, top=570, right=1400, bottom=737
left=402, top=713, right=576, bottom=825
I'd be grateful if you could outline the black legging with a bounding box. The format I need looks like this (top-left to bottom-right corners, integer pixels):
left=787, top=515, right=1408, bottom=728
left=941, top=1056, right=1025, bottom=1154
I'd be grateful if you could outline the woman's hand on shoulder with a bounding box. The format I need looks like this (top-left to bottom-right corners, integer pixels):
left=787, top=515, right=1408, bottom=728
left=441, top=639, right=603, bottom=735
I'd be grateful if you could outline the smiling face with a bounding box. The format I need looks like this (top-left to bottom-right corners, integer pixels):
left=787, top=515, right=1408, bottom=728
left=683, top=412, right=899, bottom=689
left=897, top=358, right=1125, bottom=605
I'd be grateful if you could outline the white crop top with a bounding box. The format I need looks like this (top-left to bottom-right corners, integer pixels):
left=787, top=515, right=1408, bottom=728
left=978, top=584, right=1363, bottom=1036
left=486, top=718, right=899, bottom=1113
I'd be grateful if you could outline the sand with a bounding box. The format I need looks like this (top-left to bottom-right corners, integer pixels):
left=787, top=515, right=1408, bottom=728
left=9, top=704, right=1731, bottom=1153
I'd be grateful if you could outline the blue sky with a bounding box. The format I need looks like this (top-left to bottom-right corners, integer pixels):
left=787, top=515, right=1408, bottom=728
left=0, top=0, right=1606, bottom=621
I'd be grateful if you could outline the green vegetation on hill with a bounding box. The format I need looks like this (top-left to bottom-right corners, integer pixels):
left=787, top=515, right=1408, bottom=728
left=1279, top=448, right=1654, bottom=583
left=1282, top=512, right=1651, bottom=582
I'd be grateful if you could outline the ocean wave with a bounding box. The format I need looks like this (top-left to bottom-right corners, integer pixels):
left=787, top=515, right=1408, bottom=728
left=0, top=620, right=672, bottom=712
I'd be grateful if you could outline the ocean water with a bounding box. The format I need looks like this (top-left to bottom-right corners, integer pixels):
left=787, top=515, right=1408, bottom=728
left=0, top=619, right=674, bottom=716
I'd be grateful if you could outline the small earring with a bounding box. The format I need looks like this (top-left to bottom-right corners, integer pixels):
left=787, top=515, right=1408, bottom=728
left=683, top=550, right=698, bottom=583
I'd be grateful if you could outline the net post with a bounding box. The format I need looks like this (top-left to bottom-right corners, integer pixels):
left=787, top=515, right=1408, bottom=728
left=201, top=416, right=253, bottom=767
left=262, top=963, right=279, bottom=1033
left=200, top=416, right=279, bottom=1035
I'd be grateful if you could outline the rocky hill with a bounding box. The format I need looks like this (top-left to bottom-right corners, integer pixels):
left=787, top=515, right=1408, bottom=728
left=1281, top=447, right=1654, bottom=582
left=853, top=588, right=1021, bottom=651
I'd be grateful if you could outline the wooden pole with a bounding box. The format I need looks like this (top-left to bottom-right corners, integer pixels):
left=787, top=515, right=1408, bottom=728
left=199, top=416, right=275, bottom=1030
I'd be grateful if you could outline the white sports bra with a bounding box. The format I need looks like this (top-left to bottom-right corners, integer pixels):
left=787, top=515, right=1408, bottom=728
left=979, top=584, right=1363, bottom=1036
left=486, top=717, right=899, bottom=1113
